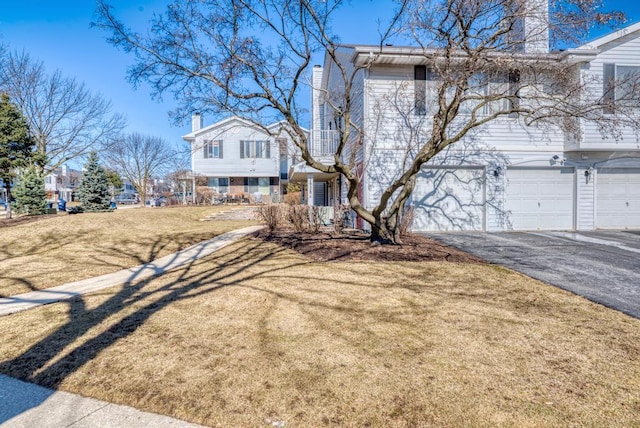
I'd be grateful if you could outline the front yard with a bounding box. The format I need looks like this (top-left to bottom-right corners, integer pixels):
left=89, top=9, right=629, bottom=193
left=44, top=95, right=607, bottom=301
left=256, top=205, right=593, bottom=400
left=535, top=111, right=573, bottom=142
left=0, top=206, right=256, bottom=297
left=0, top=226, right=638, bottom=427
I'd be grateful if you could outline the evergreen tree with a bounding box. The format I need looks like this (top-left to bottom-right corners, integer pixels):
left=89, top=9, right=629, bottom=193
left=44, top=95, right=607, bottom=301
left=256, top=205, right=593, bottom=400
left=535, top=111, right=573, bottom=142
left=77, top=151, right=111, bottom=212
left=12, top=165, right=46, bottom=215
left=105, top=168, right=123, bottom=199
left=0, top=93, right=36, bottom=219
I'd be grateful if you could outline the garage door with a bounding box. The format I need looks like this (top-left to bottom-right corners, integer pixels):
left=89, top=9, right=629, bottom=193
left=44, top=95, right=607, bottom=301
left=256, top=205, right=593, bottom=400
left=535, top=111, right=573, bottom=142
left=505, top=167, right=574, bottom=230
left=410, top=167, right=485, bottom=232
left=596, top=168, right=640, bottom=229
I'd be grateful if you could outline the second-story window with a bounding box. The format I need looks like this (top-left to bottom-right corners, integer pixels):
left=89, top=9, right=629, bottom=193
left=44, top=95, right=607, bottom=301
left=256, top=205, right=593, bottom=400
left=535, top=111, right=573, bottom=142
left=414, top=65, right=427, bottom=116
left=203, top=140, right=223, bottom=159
left=603, top=63, right=640, bottom=114
left=240, top=140, right=270, bottom=159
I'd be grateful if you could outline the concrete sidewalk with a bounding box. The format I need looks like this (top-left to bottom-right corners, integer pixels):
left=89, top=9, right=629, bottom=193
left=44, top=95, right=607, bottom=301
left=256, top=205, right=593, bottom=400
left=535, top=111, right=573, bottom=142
left=0, top=224, right=265, bottom=427
left=0, top=374, right=204, bottom=427
left=0, top=225, right=264, bottom=316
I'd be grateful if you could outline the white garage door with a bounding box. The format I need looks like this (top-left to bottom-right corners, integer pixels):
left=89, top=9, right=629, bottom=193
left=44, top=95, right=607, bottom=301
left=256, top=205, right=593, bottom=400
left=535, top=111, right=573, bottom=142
left=410, top=167, right=485, bottom=232
left=505, top=167, right=574, bottom=230
left=596, top=168, right=640, bottom=229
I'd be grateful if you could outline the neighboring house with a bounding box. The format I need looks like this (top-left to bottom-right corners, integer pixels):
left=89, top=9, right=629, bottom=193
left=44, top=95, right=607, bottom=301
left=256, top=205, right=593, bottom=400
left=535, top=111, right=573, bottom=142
left=305, top=15, right=640, bottom=231
left=182, top=114, right=305, bottom=202
left=45, top=165, right=83, bottom=202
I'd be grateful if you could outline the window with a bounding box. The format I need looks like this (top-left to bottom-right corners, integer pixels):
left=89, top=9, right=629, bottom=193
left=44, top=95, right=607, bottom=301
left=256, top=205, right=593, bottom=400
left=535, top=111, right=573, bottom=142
left=240, top=140, right=270, bottom=159
left=278, top=138, right=288, bottom=180
left=203, top=140, right=223, bottom=159
left=415, top=68, right=520, bottom=117
left=460, top=73, right=488, bottom=115
left=603, top=63, right=640, bottom=114
left=319, top=103, right=326, bottom=129
left=244, top=177, right=258, bottom=193
left=207, top=177, right=229, bottom=193
left=414, top=65, right=427, bottom=116
left=243, top=177, right=272, bottom=194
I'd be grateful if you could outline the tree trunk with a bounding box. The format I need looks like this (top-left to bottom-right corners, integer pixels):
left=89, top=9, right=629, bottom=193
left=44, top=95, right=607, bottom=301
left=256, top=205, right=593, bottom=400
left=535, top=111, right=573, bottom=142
left=369, top=212, right=404, bottom=245
left=4, top=185, right=13, bottom=220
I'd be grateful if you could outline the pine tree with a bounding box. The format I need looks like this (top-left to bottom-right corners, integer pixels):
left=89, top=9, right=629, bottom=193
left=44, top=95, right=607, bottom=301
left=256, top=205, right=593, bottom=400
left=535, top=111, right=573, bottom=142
left=12, top=166, right=46, bottom=215
left=0, top=93, right=37, bottom=219
left=77, top=151, right=112, bottom=212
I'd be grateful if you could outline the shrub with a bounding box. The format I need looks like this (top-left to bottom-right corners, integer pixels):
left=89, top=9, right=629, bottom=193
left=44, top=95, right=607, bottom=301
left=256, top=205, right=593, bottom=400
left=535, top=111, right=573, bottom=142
left=12, top=166, right=46, bottom=216
left=283, top=191, right=301, bottom=205
left=333, top=204, right=351, bottom=233
left=286, top=204, right=308, bottom=232
left=398, top=205, right=416, bottom=236
left=256, top=204, right=283, bottom=232
left=309, top=206, right=323, bottom=233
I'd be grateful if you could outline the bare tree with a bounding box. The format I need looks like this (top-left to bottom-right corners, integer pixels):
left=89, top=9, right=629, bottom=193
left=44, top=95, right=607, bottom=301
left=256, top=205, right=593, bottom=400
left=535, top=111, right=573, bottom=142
left=0, top=51, right=126, bottom=173
left=165, top=147, right=194, bottom=205
left=103, top=133, right=176, bottom=207
left=94, top=0, right=630, bottom=243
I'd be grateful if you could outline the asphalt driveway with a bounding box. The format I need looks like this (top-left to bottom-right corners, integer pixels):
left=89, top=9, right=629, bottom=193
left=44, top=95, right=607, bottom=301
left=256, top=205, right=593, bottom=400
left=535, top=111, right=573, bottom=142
left=427, top=230, right=640, bottom=319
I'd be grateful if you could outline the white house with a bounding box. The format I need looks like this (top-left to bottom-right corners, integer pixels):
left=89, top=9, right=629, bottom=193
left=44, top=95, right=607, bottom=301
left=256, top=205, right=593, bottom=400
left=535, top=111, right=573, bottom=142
left=306, top=18, right=640, bottom=232
left=44, top=165, right=83, bottom=202
left=182, top=114, right=305, bottom=202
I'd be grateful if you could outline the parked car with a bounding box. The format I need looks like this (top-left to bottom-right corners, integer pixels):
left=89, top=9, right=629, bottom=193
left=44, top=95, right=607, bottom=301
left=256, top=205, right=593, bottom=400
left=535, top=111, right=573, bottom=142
left=150, top=196, right=167, bottom=207
left=116, top=193, right=138, bottom=204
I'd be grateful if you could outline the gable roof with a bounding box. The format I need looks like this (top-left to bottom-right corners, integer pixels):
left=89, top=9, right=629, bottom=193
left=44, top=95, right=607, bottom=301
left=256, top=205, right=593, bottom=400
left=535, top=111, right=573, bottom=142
left=182, top=116, right=260, bottom=141
left=578, top=21, right=640, bottom=50
left=182, top=115, right=309, bottom=141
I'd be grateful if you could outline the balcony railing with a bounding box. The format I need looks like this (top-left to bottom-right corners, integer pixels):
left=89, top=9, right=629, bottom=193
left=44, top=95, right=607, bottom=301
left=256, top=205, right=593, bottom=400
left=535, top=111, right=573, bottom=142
left=311, top=130, right=339, bottom=157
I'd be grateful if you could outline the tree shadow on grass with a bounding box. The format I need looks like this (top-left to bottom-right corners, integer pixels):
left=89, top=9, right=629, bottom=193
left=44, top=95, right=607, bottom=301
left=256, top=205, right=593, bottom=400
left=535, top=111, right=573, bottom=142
left=0, top=233, right=530, bottom=426
left=0, top=236, right=301, bottom=423
left=0, top=230, right=229, bottom=297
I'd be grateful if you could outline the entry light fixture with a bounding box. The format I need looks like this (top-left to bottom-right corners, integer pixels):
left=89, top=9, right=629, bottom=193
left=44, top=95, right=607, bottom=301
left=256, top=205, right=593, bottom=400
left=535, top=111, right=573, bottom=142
left=584, top=166, right=593, bottom=183
left=493, top=166, right=502, bottom=177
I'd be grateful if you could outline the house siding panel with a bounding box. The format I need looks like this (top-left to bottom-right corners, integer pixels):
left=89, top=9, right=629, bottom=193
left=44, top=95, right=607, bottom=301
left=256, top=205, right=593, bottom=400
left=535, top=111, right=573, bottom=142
left=191, top=121, right=279, bottom=178
left=576, top=167, right=595, bottom=230
left=365, top=65, right=564, bottom=153
left=579, top=32, right=640, bottom=149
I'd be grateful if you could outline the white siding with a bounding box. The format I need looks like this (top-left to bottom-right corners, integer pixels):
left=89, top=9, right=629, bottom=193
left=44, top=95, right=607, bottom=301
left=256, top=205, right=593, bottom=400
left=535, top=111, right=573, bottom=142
left=410, top=167, right=485, bottom=232
left=576, top=167, right=595, bottom=230
left=579, top=31, right=640, bottom=149
left=364, top=64, right=564, bottom=153
left=191, top=120, right=279, bottom=177
left=486, top=168, right=506, bottom=232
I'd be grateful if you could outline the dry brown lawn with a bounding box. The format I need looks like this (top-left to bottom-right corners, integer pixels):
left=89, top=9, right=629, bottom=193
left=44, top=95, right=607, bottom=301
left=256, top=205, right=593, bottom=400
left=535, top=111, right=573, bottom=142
left=0, top=237, right=638, bottom=427
left=0, top=206, right=256, bottom=297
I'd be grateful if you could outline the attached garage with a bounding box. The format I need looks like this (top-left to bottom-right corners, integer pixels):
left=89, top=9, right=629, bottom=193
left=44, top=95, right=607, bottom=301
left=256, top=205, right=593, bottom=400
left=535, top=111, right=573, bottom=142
left=596, top=168, right=640, bottom=229
left=504, top=167, right=575, bottom=230
left=410, top=167, right=485, bottom=232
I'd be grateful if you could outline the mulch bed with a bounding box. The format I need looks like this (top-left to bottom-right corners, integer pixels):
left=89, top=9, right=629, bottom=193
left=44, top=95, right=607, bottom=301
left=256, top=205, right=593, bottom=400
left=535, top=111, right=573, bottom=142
left=1, top=212, right=481, bottom=264
left=254, top=229, right=483, bottom=263
left=0, top=214, right=58, bottom=228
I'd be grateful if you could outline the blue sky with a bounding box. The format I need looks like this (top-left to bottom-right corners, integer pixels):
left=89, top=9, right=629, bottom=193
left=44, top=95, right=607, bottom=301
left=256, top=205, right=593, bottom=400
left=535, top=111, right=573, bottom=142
left=1, top=1, right=639, bottom=160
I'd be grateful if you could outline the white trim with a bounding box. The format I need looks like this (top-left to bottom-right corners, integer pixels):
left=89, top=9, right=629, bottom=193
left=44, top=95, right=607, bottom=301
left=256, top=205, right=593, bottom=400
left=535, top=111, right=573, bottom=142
left=578, top=21, right=640, bottom=50
left=183, top=116, right=309, bottom=141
